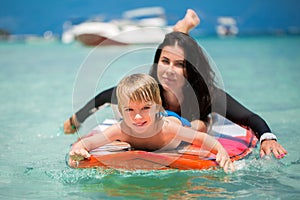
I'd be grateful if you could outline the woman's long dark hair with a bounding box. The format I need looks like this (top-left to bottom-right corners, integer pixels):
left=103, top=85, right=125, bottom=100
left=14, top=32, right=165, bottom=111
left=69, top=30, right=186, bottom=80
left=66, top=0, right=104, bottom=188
left=149, top=32, right=217, bottom=121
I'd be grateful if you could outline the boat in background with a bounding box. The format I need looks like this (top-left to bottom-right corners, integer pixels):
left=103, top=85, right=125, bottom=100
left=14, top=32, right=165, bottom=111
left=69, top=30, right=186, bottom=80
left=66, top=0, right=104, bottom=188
left=216, top=17, right=239, bottom=37
left=62, top=7, right=172, bottom=46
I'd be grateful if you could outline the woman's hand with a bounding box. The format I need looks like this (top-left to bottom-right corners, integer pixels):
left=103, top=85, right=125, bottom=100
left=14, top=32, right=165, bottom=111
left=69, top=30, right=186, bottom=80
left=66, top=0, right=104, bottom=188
left=216, top=147, right=235, bottom=173
left=260, top=139, right=288, bottom=159
left=64, top=115, right=80, bottom=134
left=191, top=120, right=207, bottom=132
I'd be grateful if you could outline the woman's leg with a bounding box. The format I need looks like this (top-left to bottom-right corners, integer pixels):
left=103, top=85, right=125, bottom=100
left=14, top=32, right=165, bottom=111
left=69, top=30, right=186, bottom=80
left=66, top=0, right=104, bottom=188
left=173, top=9, right=200, bottom=34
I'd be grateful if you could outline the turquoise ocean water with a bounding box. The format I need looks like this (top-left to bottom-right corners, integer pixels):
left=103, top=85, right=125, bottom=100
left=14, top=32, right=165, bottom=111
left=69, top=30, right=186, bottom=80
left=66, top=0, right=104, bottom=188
left=0, top=35, right=300, bottom=199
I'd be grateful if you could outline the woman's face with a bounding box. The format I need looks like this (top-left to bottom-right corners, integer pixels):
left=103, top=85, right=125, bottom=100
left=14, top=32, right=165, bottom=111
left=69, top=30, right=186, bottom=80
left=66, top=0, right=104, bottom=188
left=157, top=45, right=187, bottom=92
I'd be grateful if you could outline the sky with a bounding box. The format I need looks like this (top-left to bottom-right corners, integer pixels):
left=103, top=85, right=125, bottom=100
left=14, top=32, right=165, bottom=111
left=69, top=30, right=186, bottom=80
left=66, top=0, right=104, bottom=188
left=1, top=0, right=300, bottom=36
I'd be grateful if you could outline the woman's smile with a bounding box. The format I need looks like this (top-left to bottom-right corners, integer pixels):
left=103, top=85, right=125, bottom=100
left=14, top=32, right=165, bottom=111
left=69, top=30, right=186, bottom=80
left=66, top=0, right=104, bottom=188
left=162, top=76, right=176, bottom=83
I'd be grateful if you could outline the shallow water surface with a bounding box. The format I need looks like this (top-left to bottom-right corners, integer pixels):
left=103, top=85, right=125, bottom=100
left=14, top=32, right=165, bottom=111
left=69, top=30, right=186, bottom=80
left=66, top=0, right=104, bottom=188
left=0, top=36, right=300, bottom=199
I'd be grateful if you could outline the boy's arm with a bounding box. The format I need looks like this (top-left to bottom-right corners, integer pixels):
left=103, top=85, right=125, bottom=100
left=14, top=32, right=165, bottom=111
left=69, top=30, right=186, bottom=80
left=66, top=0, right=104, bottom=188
left=69, top=124, right=120, bottom=161
left=169, top=123, right=217, bottom=150
left=168, top=122, right=235, bottom=172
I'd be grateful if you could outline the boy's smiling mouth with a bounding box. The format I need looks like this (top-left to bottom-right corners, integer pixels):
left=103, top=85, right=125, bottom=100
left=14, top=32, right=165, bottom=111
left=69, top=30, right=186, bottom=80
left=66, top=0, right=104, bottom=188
left=133, top=121, right=147, bottom=127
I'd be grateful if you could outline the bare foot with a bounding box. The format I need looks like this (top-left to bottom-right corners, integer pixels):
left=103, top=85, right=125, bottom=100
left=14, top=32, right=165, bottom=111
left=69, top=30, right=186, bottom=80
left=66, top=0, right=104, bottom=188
left=173, top=9, right=200, bottom=34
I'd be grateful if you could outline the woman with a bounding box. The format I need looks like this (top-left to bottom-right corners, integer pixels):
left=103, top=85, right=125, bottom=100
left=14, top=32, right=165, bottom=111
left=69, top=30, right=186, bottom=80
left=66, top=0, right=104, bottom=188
left=64, top=9, right=287, bottom=159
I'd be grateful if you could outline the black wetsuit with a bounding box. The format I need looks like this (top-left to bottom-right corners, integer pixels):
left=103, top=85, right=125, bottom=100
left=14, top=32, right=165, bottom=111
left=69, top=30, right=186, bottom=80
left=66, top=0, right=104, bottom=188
left=75, top=87, right=271, bottom=139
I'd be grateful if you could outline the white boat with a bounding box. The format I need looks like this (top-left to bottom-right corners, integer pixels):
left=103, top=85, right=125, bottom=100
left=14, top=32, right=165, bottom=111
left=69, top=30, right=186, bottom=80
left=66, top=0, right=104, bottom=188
left=62, top=7, right=172, bottom=46
left=216, top=17, right=239, bottom=37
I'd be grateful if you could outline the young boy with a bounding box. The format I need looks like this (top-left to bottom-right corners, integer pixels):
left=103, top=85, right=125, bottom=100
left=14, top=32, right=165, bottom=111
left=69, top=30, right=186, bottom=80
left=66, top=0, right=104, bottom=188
left=69, top=74, right=235, bottom=172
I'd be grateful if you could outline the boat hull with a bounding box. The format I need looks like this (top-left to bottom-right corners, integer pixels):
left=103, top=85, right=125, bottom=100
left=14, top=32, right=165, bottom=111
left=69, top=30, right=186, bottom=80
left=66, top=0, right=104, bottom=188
left=74, top=27, right=172, bottom=46
left=75, top=34, right=127, bottom=46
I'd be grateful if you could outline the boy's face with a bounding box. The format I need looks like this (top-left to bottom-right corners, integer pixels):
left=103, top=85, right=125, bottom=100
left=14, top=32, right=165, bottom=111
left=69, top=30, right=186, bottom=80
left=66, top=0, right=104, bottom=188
left=121, top=100, right=159, bottom=134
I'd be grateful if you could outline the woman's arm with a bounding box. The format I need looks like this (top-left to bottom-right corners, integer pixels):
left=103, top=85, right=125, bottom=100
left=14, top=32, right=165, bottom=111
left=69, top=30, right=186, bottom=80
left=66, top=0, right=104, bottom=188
left=214, top=89, right=287, bottom=158
left=64, top=87, right=117, bottom=133
left=225, top=92, right=271, bottom=138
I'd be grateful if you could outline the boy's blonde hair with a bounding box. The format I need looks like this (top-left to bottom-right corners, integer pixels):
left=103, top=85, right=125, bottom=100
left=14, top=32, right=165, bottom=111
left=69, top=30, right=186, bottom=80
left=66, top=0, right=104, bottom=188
left=116, top=73, right=162, bottom=113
